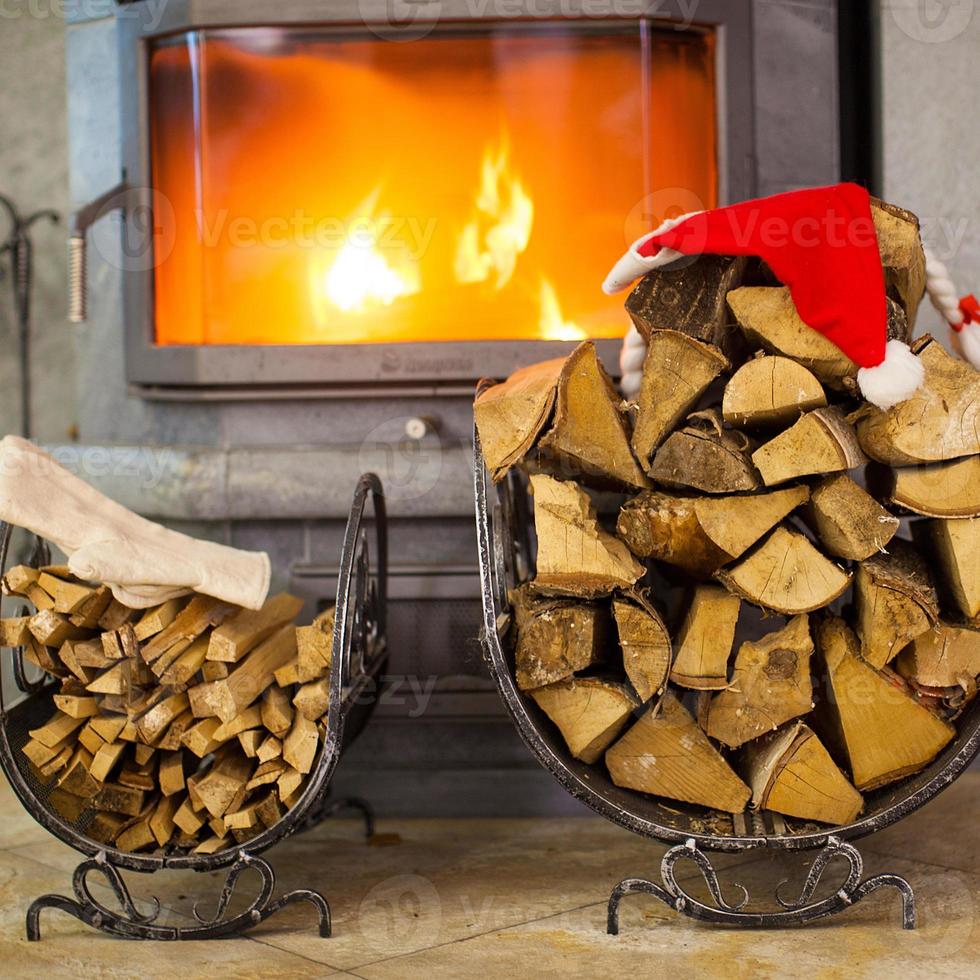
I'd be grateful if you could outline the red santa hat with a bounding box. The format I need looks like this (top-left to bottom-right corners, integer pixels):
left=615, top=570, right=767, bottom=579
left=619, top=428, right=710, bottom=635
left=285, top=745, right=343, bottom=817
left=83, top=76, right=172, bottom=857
left=603, top=183, right=924, bottom=409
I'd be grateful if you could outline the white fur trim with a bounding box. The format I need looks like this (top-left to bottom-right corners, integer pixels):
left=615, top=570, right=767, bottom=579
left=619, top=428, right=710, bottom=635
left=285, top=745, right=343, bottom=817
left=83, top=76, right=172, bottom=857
left=602, top=212, right=702, bottom=294
left=959, top=321, right=980, bottom=372
left=856, top=340, right=925, bottom=410
left=619, top=325, right=645, bottom=398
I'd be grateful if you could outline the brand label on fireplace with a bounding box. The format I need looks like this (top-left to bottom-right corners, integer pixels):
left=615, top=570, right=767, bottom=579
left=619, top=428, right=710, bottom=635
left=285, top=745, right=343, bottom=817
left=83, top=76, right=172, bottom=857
left=381, top=349, right=474, bottom=376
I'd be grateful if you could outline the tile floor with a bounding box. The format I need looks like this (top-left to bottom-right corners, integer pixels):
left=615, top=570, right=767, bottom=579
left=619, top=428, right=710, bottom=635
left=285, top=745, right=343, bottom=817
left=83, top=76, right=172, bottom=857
left=0, top=773, right=977, bottom=978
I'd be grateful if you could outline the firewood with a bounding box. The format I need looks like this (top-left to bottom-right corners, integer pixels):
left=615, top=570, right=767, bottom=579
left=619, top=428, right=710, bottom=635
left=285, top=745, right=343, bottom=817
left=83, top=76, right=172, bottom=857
left=742, top=722, right=863, bottom=825
left=87, top=811, right=127, bottom=845
left=133, top=743, right=155, bottom=766
left=37, top=571, right=94, bottom=614
left=69, top=585, right=113, bottom=628
left=855, top=544, right=938, bottom=668
left=89, top=740, right=126, bottom=782
left=157, top=635, right=210, bottom=688
left=704, top=615, right=814, bottom=748
left=282, top=712, right=319, bottom=774
left=48, top=786, right=88, bottom=821
left=256, top=735, right=282, bottom=763
left=816, top=617, right=954, bottom=790
left=606, top=692, right=751, bottom=813
left=723, top=355, right=826, bottom=428
left=872, top=198, right=926, bottom=325
left=189, top=625, right=297, bottom=723
left=85, top=660, right=130, bottom=696
left=474, top=356, right=565, bottom=480
left=896, top=624, right=980, bottom=689
left=630, top=330, right=728, bottom=462
left=294, top=678, right=329, bottom=721
left=0, top=616, right=31, bottom=647
left=28, top=609, right=88, bottom=647
left=23, top=736, right=71, bottom=770
left=157, top=710, right=194, bottom=751
left=58, top=641, right=97, bottom=684
left=158, top=750, right=185, bottom=796
left=173, top=796, right=206, bottom=835
left=135, top=691, right=190, bottom=744
left=278, top=767, right=303, bottom=802
left=510, top=586, right=604, bottom=691
left=529, top=474, right=643, bottom=597
left=2, top=564, right=40, bottom=596
left=718, top=527, right=850, bottom=614
left=149, top=794, right=180, bottom=846
left=649, top=414, right=760, bottom=493
left=212, top=705, right=263, bottom=742
left=538, top=341, right=648, bottom=488
left=52, top=694, right=100, bottom=719
left=118, top=761, right=156, bottom=792
left=273, top=659, right=300, bottom=687
left=57, top=747, right=100, bottom=799
left=728, top=287, right=857, bottom=388
left=225, top=802, right=261, bottom=831
left=201, top=660, right=229, bottom=682
left=913, top=518, right=980, bottom=620
left=670, top=585, right=740, bottom=690
left=255, top=790, right=283, bottom=829
left=38, top=744, right=74, bottom=778
left=246, top=758, right=288, bottom=790
left=238, top=730, right=263, bottom=757
left=72, top=637, right=112, bottom=669
left=873, top=455, right=980, bottom=518
left=196, top=754, right=253, bottom=818
left=804, top=474, right=900, bottom=561
left=77, top=722, right=105, bottom=756
left=208, top=592, right=304, bottom=664
left=752, top=408, right=865, bottom=486
left=23, top=637, right=63, bottom=676
left=93, top=782, right=144, bottom=817
left=29, top=711, right=86, bottom=748
left=101, top=622, right=139, bottom=660
left=297, top=607, right=334, bottom=683
left=617, top=486, right=808, bottom=577
left=25, top=583, right=55, bottom=611
left=181, top=717, right=223, bottom=757
left=134, top=598, right=184, bottom=641
left=529, top=676, right=638, bottom=764
left=612, top=596, right=670, bottom=703
left=98, top=598, right=137, bottom=632
left=261, top=685, right=294, bottom=738
left=856, top=338, right=980, bottom=465
left=141, top=595, right=238, bottom=665
left=626, top=254, right=746, bottom=349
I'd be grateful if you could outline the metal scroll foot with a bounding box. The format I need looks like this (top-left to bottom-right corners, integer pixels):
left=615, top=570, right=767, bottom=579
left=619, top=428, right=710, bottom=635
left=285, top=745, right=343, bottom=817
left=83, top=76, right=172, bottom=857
left=607, top=837, right=916, bottom=932
left=26, top=850, right=331, bottom=941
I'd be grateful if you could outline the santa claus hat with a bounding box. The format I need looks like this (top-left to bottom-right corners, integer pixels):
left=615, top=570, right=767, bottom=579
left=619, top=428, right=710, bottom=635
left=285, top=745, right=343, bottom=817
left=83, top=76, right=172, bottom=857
left=603, top=183, right=924, bottom=410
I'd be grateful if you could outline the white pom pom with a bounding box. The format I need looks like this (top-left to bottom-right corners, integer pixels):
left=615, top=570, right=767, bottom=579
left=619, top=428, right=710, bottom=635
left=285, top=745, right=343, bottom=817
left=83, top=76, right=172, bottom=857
left=856, top=340, right=925, bottom=410
left=619, top=326, right=646, bottom=399
left=959, top=322, right=980, bottom=372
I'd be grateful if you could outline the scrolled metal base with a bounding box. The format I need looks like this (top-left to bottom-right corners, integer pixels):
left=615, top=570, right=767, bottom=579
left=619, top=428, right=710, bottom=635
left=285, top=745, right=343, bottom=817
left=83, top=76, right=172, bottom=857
left=26, top=850, right=331, bottom=941
left=607, top=837, right=915, bottom=932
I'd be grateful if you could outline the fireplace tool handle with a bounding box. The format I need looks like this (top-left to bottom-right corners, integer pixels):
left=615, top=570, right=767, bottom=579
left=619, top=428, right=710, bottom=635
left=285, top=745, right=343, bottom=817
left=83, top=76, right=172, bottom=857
left=68, top=180, right=140, bottom=323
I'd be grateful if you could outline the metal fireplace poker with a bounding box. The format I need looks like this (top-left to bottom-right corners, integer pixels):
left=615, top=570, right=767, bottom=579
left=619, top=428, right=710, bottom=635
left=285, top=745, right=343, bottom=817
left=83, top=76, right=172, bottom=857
left=474, top=430, right=980, bottom=931
left=0, top=472, right=388, bottom=941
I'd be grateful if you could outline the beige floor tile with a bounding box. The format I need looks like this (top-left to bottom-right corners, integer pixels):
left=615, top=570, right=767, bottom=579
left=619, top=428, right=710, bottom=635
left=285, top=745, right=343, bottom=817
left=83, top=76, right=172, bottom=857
left=0, top=772, right=55, bottom=850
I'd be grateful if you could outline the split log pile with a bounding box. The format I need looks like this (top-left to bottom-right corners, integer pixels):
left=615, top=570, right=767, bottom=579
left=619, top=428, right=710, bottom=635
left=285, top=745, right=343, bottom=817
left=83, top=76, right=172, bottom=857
left=475, top=199, right=980, bottom=829
left=3, top=568, right=335, bottom=854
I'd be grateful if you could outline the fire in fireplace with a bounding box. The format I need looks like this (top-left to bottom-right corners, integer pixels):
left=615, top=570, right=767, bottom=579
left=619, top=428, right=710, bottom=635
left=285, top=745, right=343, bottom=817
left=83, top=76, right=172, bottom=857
left=147, top=23, right=717, bottom=350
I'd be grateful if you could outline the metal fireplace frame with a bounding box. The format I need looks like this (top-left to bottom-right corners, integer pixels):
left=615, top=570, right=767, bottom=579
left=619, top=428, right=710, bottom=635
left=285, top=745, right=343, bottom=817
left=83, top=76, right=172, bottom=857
left=111, top=0, right=755, bottom=392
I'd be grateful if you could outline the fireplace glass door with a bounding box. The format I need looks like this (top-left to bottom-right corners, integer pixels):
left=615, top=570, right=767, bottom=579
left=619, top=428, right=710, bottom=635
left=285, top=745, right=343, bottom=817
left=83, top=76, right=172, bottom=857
left=149, top=21, right=717, bottom=348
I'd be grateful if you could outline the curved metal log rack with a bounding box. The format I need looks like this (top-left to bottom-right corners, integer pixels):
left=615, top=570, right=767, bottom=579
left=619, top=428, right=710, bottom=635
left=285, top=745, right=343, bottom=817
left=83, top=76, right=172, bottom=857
left=474, top=429, right=980, bottom=931
left=0, top=472, right=388, bottom=941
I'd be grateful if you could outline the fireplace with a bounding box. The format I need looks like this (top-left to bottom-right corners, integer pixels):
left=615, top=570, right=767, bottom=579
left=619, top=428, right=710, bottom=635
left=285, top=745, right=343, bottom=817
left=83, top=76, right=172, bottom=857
left=62, top=0, right=842, bottom=814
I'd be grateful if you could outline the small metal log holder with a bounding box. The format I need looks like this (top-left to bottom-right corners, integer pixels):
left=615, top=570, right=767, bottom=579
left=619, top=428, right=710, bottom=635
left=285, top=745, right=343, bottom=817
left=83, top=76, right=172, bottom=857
left=0, top=472, right=388, bottom=941
left=474, top=433, right=980, bottom=931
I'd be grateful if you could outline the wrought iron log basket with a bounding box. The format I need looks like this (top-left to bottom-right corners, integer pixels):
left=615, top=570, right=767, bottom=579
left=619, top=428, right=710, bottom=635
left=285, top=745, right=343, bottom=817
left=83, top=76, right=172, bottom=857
left=474, top=432, right=980, bottom=930
left=0, top=472, right=388, bottom=941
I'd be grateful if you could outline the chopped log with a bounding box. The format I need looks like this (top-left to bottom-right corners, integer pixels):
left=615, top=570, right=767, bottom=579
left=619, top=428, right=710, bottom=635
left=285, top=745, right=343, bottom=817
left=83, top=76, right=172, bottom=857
left=201, top=661, right=229, bottom=682
left=98, top=598, right=137, bottom=632
left=28, top=609, right=88, bottom=647
left=529, top=677, right=638, bottom=764
left=173, top=796, right=206, bottom=835
left=246, top=759, right=287, bottom=791
left=510, top=586, right=604, bottom=691
left=538, top=341, right=648, bottom=489
left=896, top=624, right=980, bottom=689
left=752, top=408, right=865, bottom=486
left=212, top=705, right=263, bottom=742
left=23, top=736, right=70, bottom=770
left=48, top=786, right=87, bottom=820
left=136, top=691, right=190, bottom=744
left=72, top=637, right=112, bottom=669
left=133, top=743, right=155, bottom=766
left=208, top=593, right=304, bottom=664
left=93, top=782, right=145, bottom=817
left=69, top=585, right=113, bottom=629
left=856, top=338, right=980, bottom=465
left=118, top=761, right=156, bottom=792
left=57, top=747, right=100, bottom=799
left=723, top=356, right=826, bottom=428
left=90, top=714, right=127, bottom=743
left=612, top=596, right=671, bottom=702
left=742, top=722, right=863, bottom=825
left=157, top=710, right=194, bottom=751
left=193, top=835, right=231, bottom=855
left=23, top=638, right=63, bottom=676
left=255, top=791, right=283, bottom=829
left=52, top=694, right=100, bottom=719
left=157, top=635, right=210, bottom=688
left=24, top=582, right=55, bottom=611
left=297, top=607, right=334, bottom=683
left=256, top=735, right=282, bottom=763
left=873, top=455, right=980, bottom=518
left=530, top=474, right=644, bottom=597
left=181, top=718, right=223, bottom=757
left=273, top=659, right=300, bottom=687
left=189, top=625, right=297, bottom=723
left=649, top=415, right=760, bottom=493
left=87, top=812, right=127, bottom=845
left=29, top=711, right=86, bottom=748
left=282, top=712, right=319, bottom=774
left=0, top=615, right=31, bottom=647
left=704, top=615, right=814, bottom=748
left=261, top=685, right=294, bottom=739
left=158, top=751, right=185, bottom=796
left=2, top=564, right=39, bottom=596
left=630, top=331, right=728, bottom=462
left=37, top=571, right=94, bottom=614
left=85, top=660, right=130, bottom=696
left=140, top=595, right=237, bottom=665
left=728, top=287, right=857, bottom=388
left=58, top=641, right=97, bottom=685
left=293, top=678, right=330, bottom=721
left=913, top=518, right=980, bottom=620
left=815, top=617, right=954, bottom=790
left=718, top=527, right=850, bottom=614
left=149, top=794, right=180, bottom=846
left=134, top=598, right=184, bottom=641
left=89, top=740, right=126, bottom=782
left=617, top=485, right=809, bottom=577
left=605, top=692, right=751, bottom=813
left=670, top=585, right=740, bottom=690
left=872, top=198, right=927, bottom=325
left=855, top=544, right=938, bottom=668
left=196, top=754, right=253, bottom=818
left=77, top=722, right=105, bottom=756
left=278, top=767, right=303, bottom=802
left=225, top=802, right=261, bottom=831
left=238, top=730, right=263, bottom=757
left=625, top=254, right=746, bottom=349
left=474, top=356, right=565, bottom=480
left=805, top=474, right=899, bottom=560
